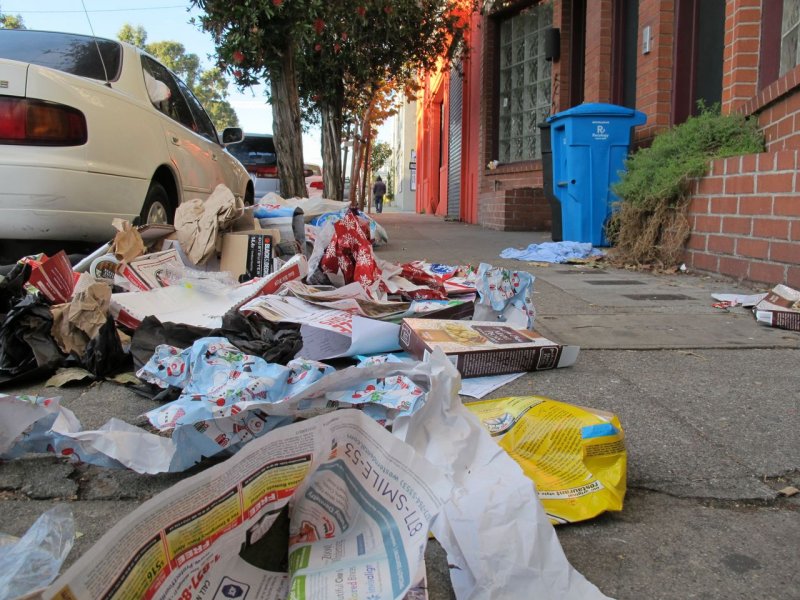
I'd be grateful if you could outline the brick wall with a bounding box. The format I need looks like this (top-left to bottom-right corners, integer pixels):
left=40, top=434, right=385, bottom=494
left=684, top=151, right=800, bottom=287
left=721, top=0, right=761, bottom=112
left=583, top=0, right=613, bottom=102
left=479, top=186, right=552, bottom=231
left=634, top=0, right=675, bottom=141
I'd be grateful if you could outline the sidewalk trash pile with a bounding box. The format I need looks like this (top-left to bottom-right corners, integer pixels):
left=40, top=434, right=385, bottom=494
left=712, top=283, right=800, bottom=332
left=32, top=352, right=609, bottom=600
left=0, top=186, right=624, bottom=599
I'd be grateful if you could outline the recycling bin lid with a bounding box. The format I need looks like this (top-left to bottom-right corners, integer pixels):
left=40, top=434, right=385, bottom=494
left=547, top=102, right=645, bottom=122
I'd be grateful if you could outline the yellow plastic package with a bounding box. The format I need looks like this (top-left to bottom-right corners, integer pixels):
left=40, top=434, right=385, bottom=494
left=465, top=395, right=626, bottom=524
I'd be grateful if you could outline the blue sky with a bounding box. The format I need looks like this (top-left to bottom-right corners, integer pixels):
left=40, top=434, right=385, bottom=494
left=2, top=0, right=395, bottom=165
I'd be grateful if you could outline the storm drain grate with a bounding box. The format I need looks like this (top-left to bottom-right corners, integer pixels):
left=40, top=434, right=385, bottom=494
left=554, top=269, right=609, bottom=274
left=584, top=280, right=646, bottom=285
left=622, top=293, right=692, bottom=301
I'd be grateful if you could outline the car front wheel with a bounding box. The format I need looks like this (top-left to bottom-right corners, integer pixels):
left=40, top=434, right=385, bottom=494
left=140, top=181, right=173, bottom=225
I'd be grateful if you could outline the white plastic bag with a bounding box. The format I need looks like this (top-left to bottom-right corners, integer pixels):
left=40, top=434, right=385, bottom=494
left=0, top=505, right=75, bottom=600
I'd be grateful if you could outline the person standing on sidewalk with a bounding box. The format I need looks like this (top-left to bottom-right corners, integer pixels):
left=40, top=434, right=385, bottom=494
left=372, top=176, right=386, bottom=214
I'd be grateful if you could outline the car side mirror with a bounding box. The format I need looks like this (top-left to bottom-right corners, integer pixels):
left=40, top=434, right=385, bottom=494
left=222, top=127, right=244, bottom=145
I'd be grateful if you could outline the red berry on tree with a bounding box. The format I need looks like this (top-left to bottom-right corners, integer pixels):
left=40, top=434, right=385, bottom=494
left=356, top=6, right=366, bottom=17
left=232, top=50, right=244, bottom=64
left=341, top=32, right=348, bottom=41
left=272, top=0, right=283, bottom=5
left=314, top=18, right=325, bottom=35
left=314, top=43, right=322, bottom=52
left=334, top=43, right=341, bottom=53
left=233, top=69, right=242, bottom=79
left=384, top=5, right=393, bottom=14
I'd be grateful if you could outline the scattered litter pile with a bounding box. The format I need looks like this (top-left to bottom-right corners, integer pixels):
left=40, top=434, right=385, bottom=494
left=0, top=187, right=626, bottom=600
left=711, top=283, right=800, bottom=332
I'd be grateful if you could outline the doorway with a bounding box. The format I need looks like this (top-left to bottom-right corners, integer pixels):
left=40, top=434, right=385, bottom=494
left=672, top=0, right=725, bottom=124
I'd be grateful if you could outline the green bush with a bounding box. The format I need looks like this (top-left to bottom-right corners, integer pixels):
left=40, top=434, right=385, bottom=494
left=613, top=104, right=764, bottom=211
left=608, top=105, right=765, bottom=268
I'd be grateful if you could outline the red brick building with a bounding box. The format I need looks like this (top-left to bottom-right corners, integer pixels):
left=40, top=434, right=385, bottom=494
left=415, top=0, right=800, bottom=287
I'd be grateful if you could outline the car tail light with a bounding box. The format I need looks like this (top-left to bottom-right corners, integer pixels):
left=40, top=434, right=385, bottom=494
left=0, top=97, right=87, bottom=145
left=247, top=165, right=278, bottom=178
left=309, top=180, right=324, bottom=190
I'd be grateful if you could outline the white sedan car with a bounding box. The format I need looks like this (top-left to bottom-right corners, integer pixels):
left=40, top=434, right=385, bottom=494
left=0, top=29, right=252, bottom=241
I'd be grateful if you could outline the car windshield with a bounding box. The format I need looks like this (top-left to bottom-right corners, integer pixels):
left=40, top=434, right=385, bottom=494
left=0, top=30, right=122, bottom=81
left=228, top=136, right=277, bottom=167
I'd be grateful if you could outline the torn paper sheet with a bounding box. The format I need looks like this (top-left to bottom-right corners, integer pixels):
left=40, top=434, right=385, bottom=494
left=278, top=280, right=409, bottom=319
left=46, top=410, right=449, bottom=600
left=710, top=292, right=768, bottom=307
left=241, top=295, right=401, bottom=360
left=0, top=395, right=175, bottom=473
left=111, top=254, right=307, bottom=329
left=458, top=371, right=526, bottom=399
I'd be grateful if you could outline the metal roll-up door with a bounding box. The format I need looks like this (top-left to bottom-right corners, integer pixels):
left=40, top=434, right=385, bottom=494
left=447, top=63, right=463, bottom=220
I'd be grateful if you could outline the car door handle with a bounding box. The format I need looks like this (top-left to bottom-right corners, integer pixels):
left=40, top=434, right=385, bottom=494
left=171, top=136, right=180, bottom=145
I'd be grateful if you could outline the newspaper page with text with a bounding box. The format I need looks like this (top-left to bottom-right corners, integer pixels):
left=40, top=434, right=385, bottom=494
left=47, top=410, right=449, bottom=600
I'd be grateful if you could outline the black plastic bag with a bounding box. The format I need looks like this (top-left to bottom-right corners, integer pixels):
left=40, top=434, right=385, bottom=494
left=83, top=316, right=132, bottom=377
left=130, top=311, right=303, bottom=373
left=0, top=261, right=32, bottom=320
left=218, top=310, right=302, bottom=365
left=0, top=295, right=64, bottom=385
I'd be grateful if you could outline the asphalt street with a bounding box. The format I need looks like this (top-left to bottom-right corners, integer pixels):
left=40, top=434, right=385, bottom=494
left=1, top=212, right=798, bottom=599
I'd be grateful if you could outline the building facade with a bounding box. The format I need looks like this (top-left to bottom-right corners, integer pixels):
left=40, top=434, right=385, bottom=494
left=390, top=100, right=418, bottom=212
left=415, top=0, right=800, bottom=286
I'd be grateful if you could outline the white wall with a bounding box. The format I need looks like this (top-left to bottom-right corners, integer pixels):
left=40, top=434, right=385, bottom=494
left=390, top=100, right=417, bottom=211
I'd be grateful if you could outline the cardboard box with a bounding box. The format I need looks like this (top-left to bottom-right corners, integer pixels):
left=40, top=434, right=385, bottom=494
left=754, top=284, right=800, bottom=331
left=399, top=318, right=579, bottom=378
left=219, top=227, right=281, bottom=281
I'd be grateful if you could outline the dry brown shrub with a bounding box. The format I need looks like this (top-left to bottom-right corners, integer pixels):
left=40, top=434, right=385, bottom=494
left=606, top=199, right=691, bottom=270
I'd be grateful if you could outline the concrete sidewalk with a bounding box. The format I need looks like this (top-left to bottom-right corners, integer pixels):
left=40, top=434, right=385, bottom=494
left=376, top=213, right=800, bottom=599
left=1, top=212, right=798, bottom=599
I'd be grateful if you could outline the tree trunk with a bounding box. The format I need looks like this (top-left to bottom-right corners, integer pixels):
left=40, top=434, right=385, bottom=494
left=341, top=121, right=351, bottom=195
left=269, top=42, right=306, bottom=199
left=348, top=131, right=362, bottom=208
left=320, top=102, right=343, bottom=202
left=360, top=134, right=372, bottom=212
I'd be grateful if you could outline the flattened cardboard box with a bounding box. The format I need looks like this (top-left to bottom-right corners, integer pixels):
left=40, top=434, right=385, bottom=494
left=399, top=318, right=579, bottom=378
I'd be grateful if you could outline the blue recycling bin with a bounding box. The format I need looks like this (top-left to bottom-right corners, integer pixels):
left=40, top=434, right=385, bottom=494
left=547, top=103, right=646, bottom=246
